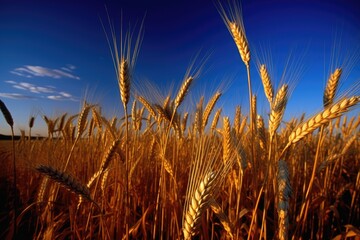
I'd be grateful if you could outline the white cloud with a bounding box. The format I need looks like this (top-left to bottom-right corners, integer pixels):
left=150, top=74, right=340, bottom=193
left=59, top=92, right=72, bottom=98
left=3, top=80, right=77, bottom=101
left=11, top=82, right=55, bottom=94
left=47, top=93, right=76, bottom=101
left=5, top=80, right=16, bottom=84
left=0, top=93, right=37, bottom=99
left=67, top=64, right=76, bottom=70
left=10, top=70, right=33, bottom=78
left=11, top=65, right=80, bottom=80
left=61, top=64, right=76, bottom=72
left=47, top=95, right=63, bottom=100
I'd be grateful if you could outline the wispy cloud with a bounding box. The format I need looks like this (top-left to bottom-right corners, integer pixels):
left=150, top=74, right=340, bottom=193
left=9, top=81, right=55, bottom=94
left=11, top=65, right=80, bottom=80
left=61, top=64, right=77, bottom=72
left=47, top=92, right=76, bottom=101
left=3, top=80, right=77, bottom=101
left=0, top=93, right=37, bottom=100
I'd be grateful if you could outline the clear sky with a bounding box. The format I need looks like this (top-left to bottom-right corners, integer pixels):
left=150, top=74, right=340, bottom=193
left=0, top=0, right=359, bottom=136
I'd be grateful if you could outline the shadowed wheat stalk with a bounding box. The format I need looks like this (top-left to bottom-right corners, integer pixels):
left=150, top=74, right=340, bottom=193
left=35, top=165, right=100, bottom=210
left=277, top=160, right=292, bottom=240
left=0, top=99, right=16, bottom=237
left=209, top=198, right=234, bottom=239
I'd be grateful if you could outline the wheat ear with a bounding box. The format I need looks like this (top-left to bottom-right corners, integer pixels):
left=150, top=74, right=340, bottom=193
left=269, top=84, right=288, bottom=138
left=36, top=165, right=92, bottom=201
left=76, top=103, right=92, bottom=139
left=37, top=177, right=49, bottom=206
left=100, top=139, right=120, bottom=173
left=233, top=106, right=241, bottom=134
left=29, top=116, right=35, bottom=129
left=119, top=58, right=130, bottom=106
left=211, top=108, right=222, bottom=132
left=0, top=99, right=14, bottom=127
left=137, top=96, right=157, bottom=118
left=181, top=112, right=189, bottom=134
left=174, top=76, right=194, bottom=110
left=217, top=0, right=250, bottom=66
left=323, top=68, right=342, bottom=108
left=202, top=92, right=222, bottom=129
left=257, top=115, right=267, bottom=150
left=260, top=64, right=274, bottom=105
left=183, top=171, right=217, bottom=240
left=223, top=117, right=232, bottom=163
left=229, top=22, right=250, bottom=67
left=160, top=154, right=175, bottom=180
left=209, top=198, right=233, bottom=239
left=91, top=107, right=103, bottom=129
left=287, top=96, right=360, bottom=146
left=56, top=113, right=67, bottom=132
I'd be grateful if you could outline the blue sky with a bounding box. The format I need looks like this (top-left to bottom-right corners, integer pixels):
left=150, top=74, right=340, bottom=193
left=0, top=0, right=359, bottom=136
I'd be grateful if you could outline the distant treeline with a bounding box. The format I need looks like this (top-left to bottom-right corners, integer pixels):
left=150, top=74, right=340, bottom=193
left=0, top=134, right=45, bottom=141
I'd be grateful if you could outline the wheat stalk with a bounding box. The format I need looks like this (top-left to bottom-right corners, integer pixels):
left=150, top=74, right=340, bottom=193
left=0, top=99, right=16, bottom=236
left=251, top=95, right=257, bottom=133
left=277, top=160, right=292, bottom=240
left=209, top=198, right=233, bottom=239
left=287, top=96, right=360, bottom=146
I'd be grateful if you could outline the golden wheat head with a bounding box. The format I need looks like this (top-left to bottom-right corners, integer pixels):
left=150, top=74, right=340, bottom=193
left=323, top=68, right=342, bottom=108
left=288, top=96, right=360, bottom=145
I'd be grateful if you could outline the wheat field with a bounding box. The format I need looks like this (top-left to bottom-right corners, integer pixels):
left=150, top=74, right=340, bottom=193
left=1, top=2, right=360, bottom=240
